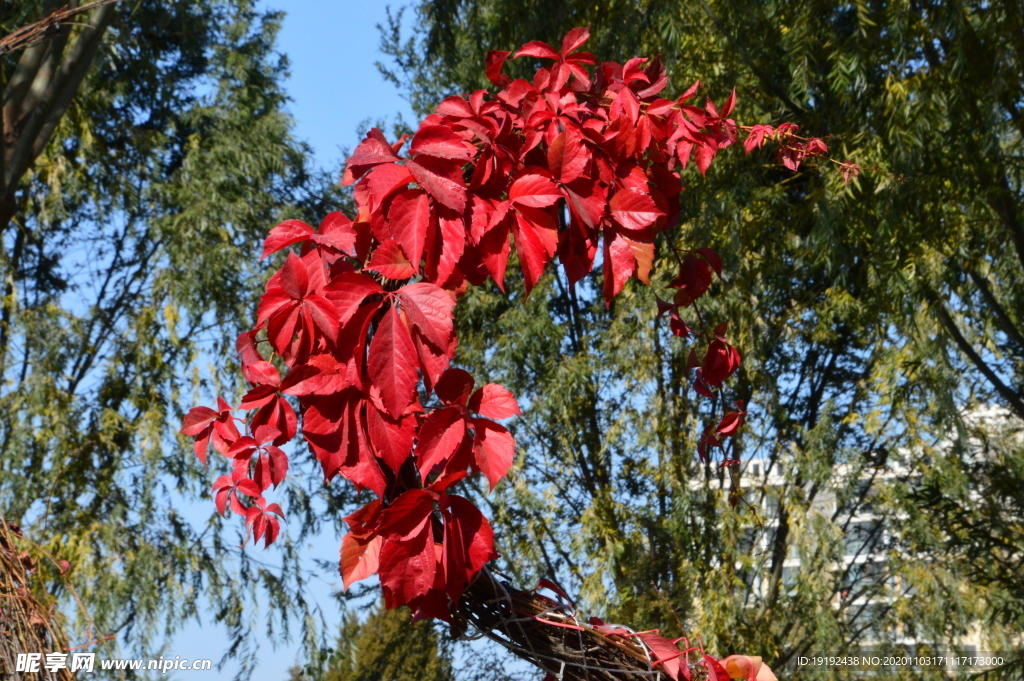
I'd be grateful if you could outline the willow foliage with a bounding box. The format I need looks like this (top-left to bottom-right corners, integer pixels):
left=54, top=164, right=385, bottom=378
left=1, top=1, right=350, bottom=674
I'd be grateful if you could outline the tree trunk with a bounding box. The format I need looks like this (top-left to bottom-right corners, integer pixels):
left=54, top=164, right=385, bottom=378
left=0, top=519, right=73, bottom=681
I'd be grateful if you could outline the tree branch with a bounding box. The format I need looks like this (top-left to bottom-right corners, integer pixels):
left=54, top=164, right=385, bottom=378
left=0, top=0, right=121, bottom=57
left=928, top=290, right=1024, bottom=420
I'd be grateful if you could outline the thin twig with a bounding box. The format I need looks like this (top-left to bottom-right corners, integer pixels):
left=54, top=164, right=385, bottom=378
left=0, top=0, right=122, bottom=57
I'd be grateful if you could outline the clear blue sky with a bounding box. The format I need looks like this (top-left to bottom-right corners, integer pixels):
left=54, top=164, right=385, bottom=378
left=270, top=0, right=416, bottom=172
left=171, top=3, right=413, bottom=678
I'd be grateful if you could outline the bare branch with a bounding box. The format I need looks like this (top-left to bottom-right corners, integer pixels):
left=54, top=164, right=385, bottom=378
left=0, top=0, right=121, bottom=57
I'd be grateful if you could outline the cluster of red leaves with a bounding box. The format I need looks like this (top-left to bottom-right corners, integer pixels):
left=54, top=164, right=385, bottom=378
left=180, top=27, right=842, bottom=623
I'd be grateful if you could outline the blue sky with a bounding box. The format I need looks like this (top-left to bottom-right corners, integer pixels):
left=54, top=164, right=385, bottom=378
left=170, top=3, right=414, bottom=678
left=269, top=0, right=416, bottom=172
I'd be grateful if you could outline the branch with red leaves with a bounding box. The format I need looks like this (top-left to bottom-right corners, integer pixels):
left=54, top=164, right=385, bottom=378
left=179, top=26, right=836, bottom=679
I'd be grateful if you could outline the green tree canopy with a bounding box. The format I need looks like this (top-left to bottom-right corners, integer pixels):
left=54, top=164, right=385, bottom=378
left=290, top=602, right=452, bottom=681
left=369, top=1, right=1024, bottom=677
left=1, top=1, right=349, bottom=672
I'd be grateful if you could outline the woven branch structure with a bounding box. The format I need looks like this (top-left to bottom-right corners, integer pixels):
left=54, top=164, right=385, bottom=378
left=0, top=519, right=73, bottom=681
left=456, top=569, right=708, bottom=681
left=0, top=0, right=121, bottom=57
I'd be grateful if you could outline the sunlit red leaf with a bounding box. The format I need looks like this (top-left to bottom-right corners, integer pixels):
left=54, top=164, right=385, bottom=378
left=368, top=306, right=419, bottom=418
left=472, top=418, right=515, bottom=490
left=610, top=187, right=665, bottom=232
left=388, top=188, right=432, bottom=270
left=514, top=40, right=559, bottom=61
left=407, top=157, right=467, bottom=213
left=415, top=406, right=468, bottom=482
left=261, top=219, right=315, bottom=260
left=509, top=173, right=562, bottom=208
left=367, top=238, right=415, bottom=281
left=397, top=282, right=456, bottom=351
left=468, top=384, right=521, bottom=419
left=411, top=124, right=476, bottom=162
left=341, top=533, right=382, bottom=590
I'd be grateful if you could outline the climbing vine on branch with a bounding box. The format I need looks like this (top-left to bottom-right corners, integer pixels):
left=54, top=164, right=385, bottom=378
left=182, top=26, right=849, bottom=680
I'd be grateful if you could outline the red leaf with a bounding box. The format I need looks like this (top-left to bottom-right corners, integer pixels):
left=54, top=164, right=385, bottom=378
left=694, top=370, right=716, bottom=400
left=610, top=187, right=665, bottom=232
left=315, top=211, right=358, bottom=254
left=627, top=236, right=654, bottom=285
left=720, top=88, right=737, bottom=118
left=407, top=157, right=467, bottom=213
left=212, top=471, right=254, bottom=516
left=485, top=50, right=511, bottom=85
left=477, top=219, right=512, bottom=290
left=279, top=252, right=310, bottom=300
left=435, top=368, right=475, bottom=406
left=433, top=210, right=465, bottom=287
left=603, top=229, right=637, bottom=304
left=695, top=141, right=716, bottom=176
left=250, top=446, right=289, bottom=491
left=509, top=173, right=562, bottom=208
left=343, top=498, right=382, bottom=537
left=536, top=577, right=575, bottom=606
left=637, top=631, right=686, bottom=680
left=378, top=489, right=434, bottom=541
left=415, top=407, right=468, bottom=482
left=244, top=497, right=285, bottom=548
left=365, top=163, right=415, bottom=213
left=721, top=656, right=776, bottom=681
left=411, top=124, right=476, bottom=162
left=303, top=294, right=342, bottom=344
left=703, top=655, right=729, bottom=681
left=380, top=531, right=436, bottom=607
left=341, top=533, right=382, bottom=590
left=560, top=27, right=590, bottom=57
left=344, top=128, right=402, bottom=184
left=250, top=394, right=297, bottom=445
left=368, top=306, right=419, bottom=417
left=514, top=40, right=559, bottom=60
left=547, top=129, right=588, bottom=185
left=324, top=272, right=384, bottom=324
left=181, top=406, right=219, bottom=437
left=261, top=219, right=314, bottom=260
left=678, top=79, right=701, bottom=103
left=411, top=326, right=453, bottom=391
left=397, top=282, right=456, bottom=351
left=281, top=356, right=351, bottom=396
left=236, top=331, right=280, bottom=387
left=669, top=309, right=691, bottom=338
left=743, top=124, right=774, bottom=154
left=182, top=401, right=238, bottom=465
left=368, top=406, right=417, bottom=473
left=301, top=393, right=349, bottom=481
left=388, top=188, right=431, bottom=270
left=443, top=494, right=498, bottom=601
left=839, top=160, right=861, bottom=185
left=668, top=255, right=712, bottom=306
left=611, top=87, right=641, bottom=125
left=468, top=384, right=521, bottom=419
left=472, top=418, right=515, bottom=490
left=512, top=207, right=558, bottom=294
left=562, top=178, right=606, bottom=229
left=367, top=239, right=415, bottom=280
left=695, top=247, right=722, bottom=277
left=702, top=339, right=742, bottom=386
